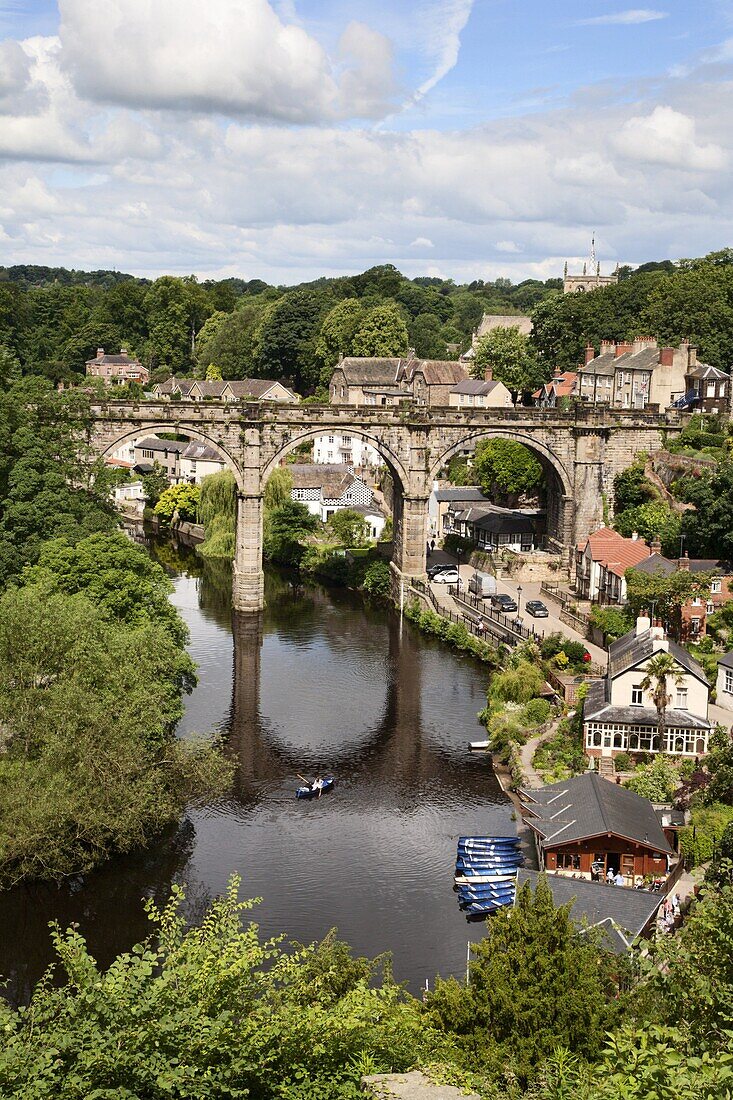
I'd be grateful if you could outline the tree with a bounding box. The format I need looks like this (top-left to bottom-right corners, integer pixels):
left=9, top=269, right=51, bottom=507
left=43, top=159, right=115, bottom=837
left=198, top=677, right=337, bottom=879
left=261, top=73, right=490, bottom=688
left=624, top=756, right=678, bottom=801
left=425, top=877, right=625, bottom=1085
left=154, top=483, right=201, bottom=528
left=680, top=460, right=733, bottom=559
left=639, top=652, right=685, bottom=749
left=614, top=500, right=680, bottom=550
left=314, top=298, right=365, bottom=377
left=205, top=362, right=223, bottom=380
left=625, top=567, right=712, bottom=640
left=263, top=467, right=293, bottom=509
left=614, top=459, right=657, bottom=511
left=472, top=326, right=544, bottom=394
left=141, top=461, right=169, bottom=506
left=145, top=276, right=195, bottom=373
left=263, top=499, right=319, bottom=565
left=327, top=508, right=370, bottom=547
left=351, top=303, right=409, bottom=357
left=256, top=290, right=329, bottom=393
left=473, top=439, right=543, bottom=503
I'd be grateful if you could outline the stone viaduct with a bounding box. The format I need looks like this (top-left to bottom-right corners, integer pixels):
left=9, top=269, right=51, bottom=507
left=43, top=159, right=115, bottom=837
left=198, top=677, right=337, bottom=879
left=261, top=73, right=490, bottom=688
left=89, top=400, right=683, bottom=612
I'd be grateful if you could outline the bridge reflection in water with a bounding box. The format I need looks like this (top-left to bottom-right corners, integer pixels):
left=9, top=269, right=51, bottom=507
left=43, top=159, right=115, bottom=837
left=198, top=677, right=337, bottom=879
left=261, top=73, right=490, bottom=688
left=0, top=549, right=514, bottom=1004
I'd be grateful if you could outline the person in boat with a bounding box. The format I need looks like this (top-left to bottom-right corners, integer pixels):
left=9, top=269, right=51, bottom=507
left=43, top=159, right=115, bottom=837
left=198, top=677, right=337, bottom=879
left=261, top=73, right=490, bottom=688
left=312, top=776, right=324, bottom=797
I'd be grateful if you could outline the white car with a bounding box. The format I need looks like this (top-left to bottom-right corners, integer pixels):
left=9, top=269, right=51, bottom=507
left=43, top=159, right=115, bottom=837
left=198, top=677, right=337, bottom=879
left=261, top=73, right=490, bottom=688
left=433, top=569, right=461, bottom=585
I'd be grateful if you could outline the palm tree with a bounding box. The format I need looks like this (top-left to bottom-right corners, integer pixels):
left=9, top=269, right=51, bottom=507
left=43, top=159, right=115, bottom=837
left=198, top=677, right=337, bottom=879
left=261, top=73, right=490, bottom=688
left=640, top=652, right=685, bottom=751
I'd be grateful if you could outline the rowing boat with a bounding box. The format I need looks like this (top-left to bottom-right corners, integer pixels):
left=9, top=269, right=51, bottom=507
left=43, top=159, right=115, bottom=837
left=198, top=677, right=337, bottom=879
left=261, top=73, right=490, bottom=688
left=295, top=776, right=335, bottom=800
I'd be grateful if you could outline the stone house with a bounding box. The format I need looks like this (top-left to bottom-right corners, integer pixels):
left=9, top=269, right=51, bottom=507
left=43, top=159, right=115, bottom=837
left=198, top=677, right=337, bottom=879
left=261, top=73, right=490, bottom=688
left=178, top=442, right=226, bottom=484
left=428, top=485, right=490, bottom=538
left=445, top=502, right=544, bottom=552
left=312, top=432, right=382, bottom=469
left=448, top=371, right=513, bottom=409
left=583, top=613, right=711, bottom=763
left=328, top=355, right=468, bottom=406
left=577, top=338, right=691, bottom=410
left=576, top=527, right=651, bottom=602
left=86, top=347, right=149, bottom=386
left=462, top=313, right=533, bottom=362
left=520, top=772, right=674, bottom=886
left=133, top=437, right=188, bottom=480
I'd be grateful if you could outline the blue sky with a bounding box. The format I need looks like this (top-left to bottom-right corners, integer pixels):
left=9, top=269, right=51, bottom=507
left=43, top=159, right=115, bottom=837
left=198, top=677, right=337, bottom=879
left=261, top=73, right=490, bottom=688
left=0, top=0, right=732, bottom=281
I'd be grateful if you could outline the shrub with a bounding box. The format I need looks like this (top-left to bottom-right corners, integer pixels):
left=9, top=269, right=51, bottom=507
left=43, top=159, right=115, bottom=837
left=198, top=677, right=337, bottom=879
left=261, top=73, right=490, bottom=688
left=679, top=803, right=733, bottom=865
left=540, top=632, right=590, bottom=671
left=488, top=661, right=546, bottom=704
left=614, top=751, right=632, bottom=773
left=361, top=560, right=391, bottom=599
left=441, top=534, right=474, bottom=557
left=520, top=698, right=552, bottom=727
left=624, top=756, right=679, bottom=802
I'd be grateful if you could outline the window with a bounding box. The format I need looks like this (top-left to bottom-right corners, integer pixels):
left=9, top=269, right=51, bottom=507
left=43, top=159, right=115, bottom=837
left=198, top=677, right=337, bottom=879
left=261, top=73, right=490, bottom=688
left=707, top=383, right=716, bottom=397
left=625, top=372, right=632, bottom=384
left=707, top=601, right=714, bottom=614
left=631, top=685, right=643, bottom=706
left=691, top=616, right=701, bottom=634
left=692, top=597, right=702, bottom=606
left=712, top=580, right=722, bottom=594
left=676, top=687, right=688, bottom=709
left=342, top=435, right=351, bottom=443
left=726, top=669, right=733, bottom=694
left=328, top=436, right=334, bottom=443
left=556, top=852, right=581, bottom=870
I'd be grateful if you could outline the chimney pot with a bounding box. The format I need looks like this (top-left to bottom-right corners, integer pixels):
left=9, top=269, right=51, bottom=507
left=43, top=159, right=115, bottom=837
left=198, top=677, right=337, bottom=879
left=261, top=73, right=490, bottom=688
left=484, top=366, right=493, bottom=382
left=651, top=537, right=662, bottom=553
left=615, top=342, right=633, bottom=358
left=631, top=530, right=639, bottom=541
left=120, top=347, right=127, bottom=356
left=97, top=347, right=104, bottom=357
left=636, top=611, right=651, bottom=636
left=679, top=552, right=690, bottom=571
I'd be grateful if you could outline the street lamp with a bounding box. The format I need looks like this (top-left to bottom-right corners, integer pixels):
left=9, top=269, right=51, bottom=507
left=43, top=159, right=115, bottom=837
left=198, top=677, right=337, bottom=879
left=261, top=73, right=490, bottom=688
left=455, top=547, right=462, bottom=594
left=517, top=584, right=523, bottom=616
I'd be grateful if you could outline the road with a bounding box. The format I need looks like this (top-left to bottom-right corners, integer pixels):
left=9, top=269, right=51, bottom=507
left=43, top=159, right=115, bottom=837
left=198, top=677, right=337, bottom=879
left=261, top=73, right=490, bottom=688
left=428, top=552, right=607, bottom=667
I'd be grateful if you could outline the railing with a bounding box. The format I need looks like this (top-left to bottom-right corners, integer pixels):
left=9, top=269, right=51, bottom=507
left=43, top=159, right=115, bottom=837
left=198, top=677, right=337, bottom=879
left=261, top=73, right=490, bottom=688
left=447, top=585, right=545, bottom=644
left=409, top=579, right=508, bottom=643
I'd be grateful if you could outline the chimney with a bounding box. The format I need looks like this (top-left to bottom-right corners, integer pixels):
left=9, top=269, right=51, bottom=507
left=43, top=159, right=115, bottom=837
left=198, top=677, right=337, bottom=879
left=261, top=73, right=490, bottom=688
left=650, top=536, right=662, bottom=553
left=636, top=611, right=651, bottom=636
left=632, top=336, right=657, bottom=354
left=600, top=340, right=615, bottom=354
left=679, top=552, right=690, bottom=571
left=650, top=619, right=667, bottom=647
left=585, top=344, right=595, bottom=365
left=614, top=342, right=633, bottom=358
left=484, top=366, right=493, bottom=382
left=688, top=345, right=698, bottom=367
left=120, top=347, right=128, bottom=356
left=631, top=530, right=639, bottom=541
left=97, top=347, right=104, bottom=358
left=659, top=347, right=675, bottom=367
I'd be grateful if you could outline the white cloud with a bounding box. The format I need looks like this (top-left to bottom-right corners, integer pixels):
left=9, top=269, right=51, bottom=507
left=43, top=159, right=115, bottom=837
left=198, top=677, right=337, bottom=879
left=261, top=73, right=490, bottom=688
left=410, top=236, right=434, bottom=247
left=57, top=0, right=398, bottom=122
left=614, top=105, right=727, bottom=170
left=577, top=9, right=668, bottom=26
left=495, top=240, right=521, bottom=253
left=405, top=0, right=474, bottom=107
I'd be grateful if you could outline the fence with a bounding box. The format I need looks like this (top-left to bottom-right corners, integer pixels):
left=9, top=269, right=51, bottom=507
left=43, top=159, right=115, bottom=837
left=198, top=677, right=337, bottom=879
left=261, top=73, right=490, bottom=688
left=542, top=581, right=592, bottom=639
left=447, top=585, right=545, bottom=645
left=409, top=579, right=527, bottom=647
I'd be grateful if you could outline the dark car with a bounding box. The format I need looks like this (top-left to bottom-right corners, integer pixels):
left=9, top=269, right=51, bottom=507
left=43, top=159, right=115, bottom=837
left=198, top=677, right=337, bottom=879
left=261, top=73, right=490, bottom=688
left=525, top=599, right=549, bottom=618
left=490, top=593, right=517, bottom=613
left=427, top=563, right=455, bottom=579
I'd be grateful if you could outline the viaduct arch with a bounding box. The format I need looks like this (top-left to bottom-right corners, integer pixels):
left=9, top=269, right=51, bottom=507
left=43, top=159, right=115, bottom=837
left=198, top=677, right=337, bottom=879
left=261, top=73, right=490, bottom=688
left=89, top=400, right=683, bottom=612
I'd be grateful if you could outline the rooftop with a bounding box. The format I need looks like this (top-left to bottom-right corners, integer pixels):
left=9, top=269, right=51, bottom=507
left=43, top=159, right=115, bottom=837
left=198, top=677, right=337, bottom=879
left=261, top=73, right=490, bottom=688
left=521, top=771, right=674, bottom=854
left=451, top=378, right=501, bottom=396
left=584, top=678, right=711, bottom=731
left=290, top=463, right=361, bottom=500
left=608, top=625, right=708, bottom=684
left=432, top=487, right=489, bottom=503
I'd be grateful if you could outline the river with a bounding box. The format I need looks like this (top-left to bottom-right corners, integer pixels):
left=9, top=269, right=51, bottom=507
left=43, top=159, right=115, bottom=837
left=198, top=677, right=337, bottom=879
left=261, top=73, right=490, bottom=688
left=0, top=537, right=514, bottom=1005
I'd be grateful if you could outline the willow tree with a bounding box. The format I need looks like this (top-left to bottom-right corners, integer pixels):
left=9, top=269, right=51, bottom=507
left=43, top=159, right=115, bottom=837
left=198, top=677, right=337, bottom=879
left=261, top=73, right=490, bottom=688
left=198, top=470, right=236, bottom=559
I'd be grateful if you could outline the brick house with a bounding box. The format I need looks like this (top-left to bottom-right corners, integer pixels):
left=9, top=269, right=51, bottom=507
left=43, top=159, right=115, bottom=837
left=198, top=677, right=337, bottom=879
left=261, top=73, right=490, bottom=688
left=533, top=368, right=578, bottom=408
left=631, top=551, right=733, bottom=640
left=85, top=347, right=149, bottom=386
left=582, top=612, right=711, bottom=762
left=520, top=771, right=675, bottom=886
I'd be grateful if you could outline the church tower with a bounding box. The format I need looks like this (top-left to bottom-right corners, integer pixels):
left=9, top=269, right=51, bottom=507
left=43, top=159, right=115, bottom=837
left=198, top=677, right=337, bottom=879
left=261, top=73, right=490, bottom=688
left=563, top=236, right=619, bottom=294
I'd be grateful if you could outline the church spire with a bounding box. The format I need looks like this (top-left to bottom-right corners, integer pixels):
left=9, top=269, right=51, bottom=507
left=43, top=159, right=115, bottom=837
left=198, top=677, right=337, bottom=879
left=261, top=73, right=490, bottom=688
left=589, top=233, right=597, bottom=272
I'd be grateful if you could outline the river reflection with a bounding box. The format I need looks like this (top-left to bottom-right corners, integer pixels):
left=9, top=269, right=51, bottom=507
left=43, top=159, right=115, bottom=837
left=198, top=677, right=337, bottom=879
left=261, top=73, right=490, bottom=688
left=0, top=542, right=513, bottom=1004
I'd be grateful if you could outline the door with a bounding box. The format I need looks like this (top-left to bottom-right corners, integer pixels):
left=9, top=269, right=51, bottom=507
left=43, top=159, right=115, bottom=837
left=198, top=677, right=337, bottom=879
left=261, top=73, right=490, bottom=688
left=601, top=729, right=613, bottom=757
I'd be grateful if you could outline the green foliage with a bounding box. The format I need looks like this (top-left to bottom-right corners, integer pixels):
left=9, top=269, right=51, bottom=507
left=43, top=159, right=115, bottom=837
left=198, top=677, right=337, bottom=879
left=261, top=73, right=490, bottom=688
left=327, top=508, right=370, bottom=548
left=488, top=660, right=546, bottom=704
left=154, top=482, right=201, bottom=527
left=351, top=302, right=409, bottom=358
left=679, top=804, right=733, bottom=865
left=441, top=533, right=474, bottom=556
left=540, top=633, right=590, bottom=671
left=315, top=297, right=365, bottom=376
left=361, top=560, right=391, bottom=599
left=197, top=471, right=237, bottom=559
left=519, top=697, right=552, bottom=726
left=26, top=531, right=188, bottom=646
left=0, top=584, right=229, bottom=886
left=472, top=326, right=544, bottom=394
left=0, top=876, right=434, bottom=1098
left=263, top=499, right=319, bottom=566
left=614, top=500, right=680, bottom=550
left=624, top=756, right=679, bottom=802
left=588, top=604, right=634, bottom=643
left=404, top=601, right=499, bottom=664
left=614, top=751, right=633, bottom=773
left=205, top=361, right=223, bottom=380
left=257, top=289, right=330, bottom=392
left=614, top=458, right=657, bottom=512
left=425, top=877, right=626, bottom=1086
left=533, top=717, right=587, bottom=783
left=141, top=460, right=169, bottom=506
left=264, top=466, right=294, bottom=509
left=473, top=439, right=543, bottom=502
left=445, top=455, right=473, bottom=485
left=625, top=567, right=712, bottom=639
left=680, top=459, right=733, bottom=559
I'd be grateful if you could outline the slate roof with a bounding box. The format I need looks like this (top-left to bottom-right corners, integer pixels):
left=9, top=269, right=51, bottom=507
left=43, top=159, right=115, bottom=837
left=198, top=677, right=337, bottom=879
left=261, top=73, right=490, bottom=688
left=86, top=348, right=143, bottom=367
left=608, top=626, right=708, bottom=683
left=402, top=360, right=467, bottom=386
left=633, top=553, right=676, bottom=577
left=155, top=377, right=196, bottom=396
left=432, top=487, right=489, bottom=503
left=517, top=869, right=664, bottom=951
left=470, top=510, right=535, bottom=535
left=451, top=378, right=501, bottom=396
left=135, top=436, right=188, bottom=454
left=579, top=351, right=617, bottom=377
left=583, top=677, right=711, bottom=731
left=718, top=651, right=733, bottom=670
left=337, top=358, right=402, bottom=384
left=229, top=378, right=296, bottom=400
left=181, top=442, right=223, bottom=462
left=290, top=463, right=358, bottom=499
left=520, top=771, right=674, bottom=854
left=687, top=363, right=729, bottom=381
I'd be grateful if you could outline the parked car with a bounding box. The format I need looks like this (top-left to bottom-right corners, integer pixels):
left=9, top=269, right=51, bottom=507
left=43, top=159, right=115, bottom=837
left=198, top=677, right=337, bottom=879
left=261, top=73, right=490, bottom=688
left=433, top=569, right=461, bottom=586
left=490, top=592, right=517, bottom=613
left=525, top=599, right=549, bottom=618
left=427, top=563, right=455, bottom=579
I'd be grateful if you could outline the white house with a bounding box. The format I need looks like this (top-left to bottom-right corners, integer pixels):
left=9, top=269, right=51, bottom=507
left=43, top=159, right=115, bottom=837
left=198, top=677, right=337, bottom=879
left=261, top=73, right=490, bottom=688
left=289, top=463, right=381, bottom=527
left=113, top=479, right=146, bottom=513
left=576, top=527, right=651, bottom=603
left=583, top=613, right=712, bottom=762
left=178, top=441, right=226, bottom=484
left=312, top=433, right=383, bottom=469
left=716, top=652, right=733, bottom=711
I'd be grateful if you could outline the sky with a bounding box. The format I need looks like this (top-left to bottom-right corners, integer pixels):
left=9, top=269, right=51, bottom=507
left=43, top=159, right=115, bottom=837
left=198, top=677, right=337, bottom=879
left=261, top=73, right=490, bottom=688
left=0, top=0, right=732, bottom=284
